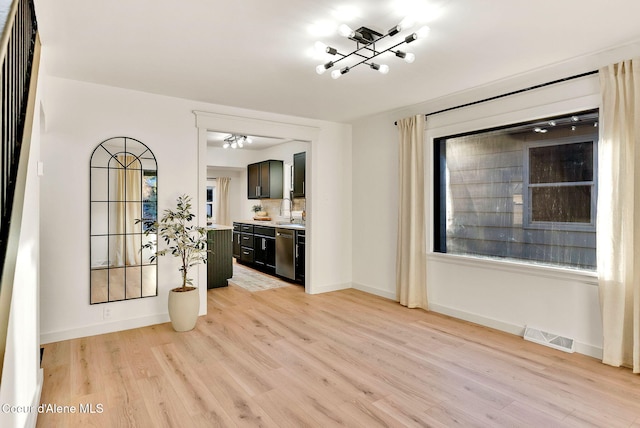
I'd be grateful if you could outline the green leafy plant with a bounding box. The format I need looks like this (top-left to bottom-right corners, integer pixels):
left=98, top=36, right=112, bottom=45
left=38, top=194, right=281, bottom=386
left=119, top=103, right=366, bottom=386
left=252, top=204, right=263, bottom=213
left=138, top=194, right=208, bottom=292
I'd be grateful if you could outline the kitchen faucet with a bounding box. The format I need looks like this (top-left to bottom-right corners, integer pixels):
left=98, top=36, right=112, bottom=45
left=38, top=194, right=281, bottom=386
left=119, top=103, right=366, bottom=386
left=280, top=198, right=292, bottom=222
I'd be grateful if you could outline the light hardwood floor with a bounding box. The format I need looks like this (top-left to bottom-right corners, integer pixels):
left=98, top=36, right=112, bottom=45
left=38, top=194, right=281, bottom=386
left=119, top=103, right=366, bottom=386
left=38, top=283, right=640, bottom=427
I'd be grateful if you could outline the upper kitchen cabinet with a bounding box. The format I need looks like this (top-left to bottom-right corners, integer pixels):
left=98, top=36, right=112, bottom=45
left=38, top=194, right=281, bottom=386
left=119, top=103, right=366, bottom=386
left=292, top=151, right=306, bottom=198
left=247, top=160, right=283, bottom=199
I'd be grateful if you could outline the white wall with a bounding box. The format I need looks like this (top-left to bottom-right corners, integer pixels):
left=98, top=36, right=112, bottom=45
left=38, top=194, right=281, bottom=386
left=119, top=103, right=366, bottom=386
left=40, top=76, right=352, bottom=343
left=351, top=42, right=640, bottom=358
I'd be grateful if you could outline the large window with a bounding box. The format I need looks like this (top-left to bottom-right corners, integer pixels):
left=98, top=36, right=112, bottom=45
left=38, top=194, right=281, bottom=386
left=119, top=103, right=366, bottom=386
left=434, top=110, right=598, bottom=270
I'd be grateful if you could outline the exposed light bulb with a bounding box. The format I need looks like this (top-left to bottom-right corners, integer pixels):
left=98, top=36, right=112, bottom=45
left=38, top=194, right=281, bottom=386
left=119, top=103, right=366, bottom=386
left=223, top=142, right=230, bottom=149
left=317, top=60, right=334, bottom=75
left=571, top=116, right=579, bottom=122
left=403, top=52, right=415, bottom=63
left=416, top=25, right=431, bottom=38
left=231, top=142, right=237, bottom=149
left=314, top=41, right=328, bottom=53
left=548, top=120, right=556, bottom=126
left=331, top=69, right=342, bottom=79
left=370, top=63, right=389, bottom=74
left=399, top=16, right=415, bottom=31
left=338, top=23, right=354, bottom=38
left=237, top=141, right=243, bottom=148
left=245, top=137, right=253, bottom=144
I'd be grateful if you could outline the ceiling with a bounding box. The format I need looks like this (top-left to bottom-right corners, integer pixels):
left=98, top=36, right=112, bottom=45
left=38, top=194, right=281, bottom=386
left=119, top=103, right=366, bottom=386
left=34, top=0, right=640, bottom=123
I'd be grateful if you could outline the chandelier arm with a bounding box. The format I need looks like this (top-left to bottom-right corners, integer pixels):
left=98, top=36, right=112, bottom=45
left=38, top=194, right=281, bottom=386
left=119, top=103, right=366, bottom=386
left=347, top=39, right=408, bottom=71
left=334, top=31, right=392, bottom=65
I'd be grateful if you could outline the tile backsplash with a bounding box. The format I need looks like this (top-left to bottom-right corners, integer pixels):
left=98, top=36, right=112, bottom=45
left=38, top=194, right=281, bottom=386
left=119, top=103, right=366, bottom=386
left=257, top=198, right=305, bottom=218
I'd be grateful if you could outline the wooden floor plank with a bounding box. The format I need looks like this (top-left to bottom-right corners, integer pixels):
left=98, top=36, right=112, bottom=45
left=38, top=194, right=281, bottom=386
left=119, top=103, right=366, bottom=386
left=38, top=281, right=640, bottom=427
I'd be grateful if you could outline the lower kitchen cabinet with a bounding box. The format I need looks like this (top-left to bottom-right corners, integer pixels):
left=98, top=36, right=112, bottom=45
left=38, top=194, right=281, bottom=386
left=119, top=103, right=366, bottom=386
left=207, top=228, right=233, bottom=289
left=253, top=226, right=276, bottom=273
left=233, top=222, right=304, bottom=283
left=295, top=229, right=305, bottom=284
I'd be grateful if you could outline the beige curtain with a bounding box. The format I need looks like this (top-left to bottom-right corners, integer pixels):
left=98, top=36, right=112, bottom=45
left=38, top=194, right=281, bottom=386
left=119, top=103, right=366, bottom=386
left=215, top=177, right=231, bottom=226
left=598, top=58, right=640, bottom=372
left=396, top=115, right=428, bottom=309
left=114, top=155, right=142, bottom=266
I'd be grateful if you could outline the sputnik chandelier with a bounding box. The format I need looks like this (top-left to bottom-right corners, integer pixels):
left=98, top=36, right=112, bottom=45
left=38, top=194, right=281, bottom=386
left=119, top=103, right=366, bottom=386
left=222, top=134, right=253, bottom=149
left=314, top=18, right=430, bottom=79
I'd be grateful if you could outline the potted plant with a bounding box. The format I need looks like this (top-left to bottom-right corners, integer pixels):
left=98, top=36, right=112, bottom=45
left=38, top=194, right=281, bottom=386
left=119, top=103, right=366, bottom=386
left=138, top=194, right=208, bottom=331
left=252, top=204, right=268, bottom=217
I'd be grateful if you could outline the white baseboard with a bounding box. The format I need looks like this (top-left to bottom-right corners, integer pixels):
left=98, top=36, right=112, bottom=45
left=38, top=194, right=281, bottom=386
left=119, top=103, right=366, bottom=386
left=307, top=282, right=351, bottom=295
left=429, top=303, right=603, bottom=359
left=40, top=313, right=170, bottom=344
left=351, top=282, right=396, bottom=300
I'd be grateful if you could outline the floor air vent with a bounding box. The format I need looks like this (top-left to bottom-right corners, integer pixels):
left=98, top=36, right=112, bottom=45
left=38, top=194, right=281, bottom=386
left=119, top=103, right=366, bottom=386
left=523, top=326, right=575, bottom=353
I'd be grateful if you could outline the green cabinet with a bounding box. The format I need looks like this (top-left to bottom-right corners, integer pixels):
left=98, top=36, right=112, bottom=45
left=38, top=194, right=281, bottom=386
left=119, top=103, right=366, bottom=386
left=207, top=228, right=233, bottom=289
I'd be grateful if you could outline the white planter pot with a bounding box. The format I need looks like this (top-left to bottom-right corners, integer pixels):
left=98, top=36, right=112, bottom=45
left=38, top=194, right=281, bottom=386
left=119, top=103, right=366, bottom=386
left=168, top=287, right=199, bottom=332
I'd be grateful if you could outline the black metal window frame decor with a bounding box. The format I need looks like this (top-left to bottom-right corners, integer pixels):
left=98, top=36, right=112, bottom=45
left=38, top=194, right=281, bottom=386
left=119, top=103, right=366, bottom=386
left=89, top=136, right=158, bottom=304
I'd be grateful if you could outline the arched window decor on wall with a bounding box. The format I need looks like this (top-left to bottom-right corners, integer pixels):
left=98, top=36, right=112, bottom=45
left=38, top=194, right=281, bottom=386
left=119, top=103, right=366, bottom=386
left=90, top=137, right=158, bottom=304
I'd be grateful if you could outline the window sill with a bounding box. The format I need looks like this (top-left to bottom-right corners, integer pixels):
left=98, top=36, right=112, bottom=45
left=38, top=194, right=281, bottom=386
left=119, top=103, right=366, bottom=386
left=427, top=252, right=598, bottom=286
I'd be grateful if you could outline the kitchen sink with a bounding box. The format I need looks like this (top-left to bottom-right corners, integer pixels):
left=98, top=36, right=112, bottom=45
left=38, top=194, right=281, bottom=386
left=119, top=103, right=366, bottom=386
left=275, top=220, right=304, bottom=227
left=276, top=223, right=305, bottom=229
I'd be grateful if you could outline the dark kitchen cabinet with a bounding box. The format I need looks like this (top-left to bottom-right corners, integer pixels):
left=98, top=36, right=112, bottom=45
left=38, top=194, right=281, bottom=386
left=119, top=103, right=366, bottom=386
left=234, top=222, right=255, bottom=263
left=292, top=152, right=306, bottom=198
left=295, top=229, right=305, bottom=284
left=247, top=160, right=284, bottom=199
left=232, top=224, right=241, bottom=258
left=253, top=226, right=276, bottom=273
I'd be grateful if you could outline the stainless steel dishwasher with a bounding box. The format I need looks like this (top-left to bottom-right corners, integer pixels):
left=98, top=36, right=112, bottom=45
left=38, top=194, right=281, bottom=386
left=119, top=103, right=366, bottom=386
left=275, top=228, right=295, bottom=280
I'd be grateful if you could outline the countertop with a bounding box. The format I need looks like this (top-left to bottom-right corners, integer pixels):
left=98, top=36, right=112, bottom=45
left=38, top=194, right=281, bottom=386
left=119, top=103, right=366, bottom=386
left=206, top=224, right=234, bottom=230
left=235, top=219, right=305, bottom=230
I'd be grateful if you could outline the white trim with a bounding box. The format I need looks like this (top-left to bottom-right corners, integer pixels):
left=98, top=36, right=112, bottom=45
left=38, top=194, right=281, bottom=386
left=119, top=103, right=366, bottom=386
left=40, top=313, right=170, bottom=344
left=193, top=111, right=320, bottom=293
left=351, top=282, right=396, bottom=300
left=26, top=368, right=43, bottom=428
left=306, top=282, right=351, bottom=295
left=429, top=302, right=602, bottom=359
left=427, top=252, right=597, bottom=285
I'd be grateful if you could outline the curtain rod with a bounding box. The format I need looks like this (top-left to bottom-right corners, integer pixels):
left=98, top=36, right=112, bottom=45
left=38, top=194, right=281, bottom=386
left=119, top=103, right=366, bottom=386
left=394, top=69, right=599, bottom=125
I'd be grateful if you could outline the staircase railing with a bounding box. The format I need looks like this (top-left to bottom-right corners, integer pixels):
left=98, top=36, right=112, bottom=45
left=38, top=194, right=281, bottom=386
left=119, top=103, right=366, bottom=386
left=0, top=0, right=39, bottom=373
left=0, top=0, right=37, bottom=269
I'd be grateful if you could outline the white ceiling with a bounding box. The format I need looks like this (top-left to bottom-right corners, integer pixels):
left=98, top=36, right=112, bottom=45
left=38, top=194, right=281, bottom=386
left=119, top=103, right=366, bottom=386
left=34, top=0, right=640, bottom=123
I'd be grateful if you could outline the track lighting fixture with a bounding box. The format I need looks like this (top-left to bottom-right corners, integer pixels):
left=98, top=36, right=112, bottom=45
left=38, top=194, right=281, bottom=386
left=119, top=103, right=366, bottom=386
left=314, top=18, right=429, bottom=78
left=223, top=134, right=253, bottom=149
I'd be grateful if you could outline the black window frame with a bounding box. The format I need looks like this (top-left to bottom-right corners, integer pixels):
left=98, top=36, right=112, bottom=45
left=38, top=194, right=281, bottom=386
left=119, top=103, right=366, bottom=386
left=433, top=108, right=598, bottom=271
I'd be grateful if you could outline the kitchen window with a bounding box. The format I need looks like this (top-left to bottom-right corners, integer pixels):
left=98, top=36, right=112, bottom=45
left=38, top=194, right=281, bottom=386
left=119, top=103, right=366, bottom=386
left=206, top=182, right=216, bottom=222
left=433, top=109, right=598, bottom=270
